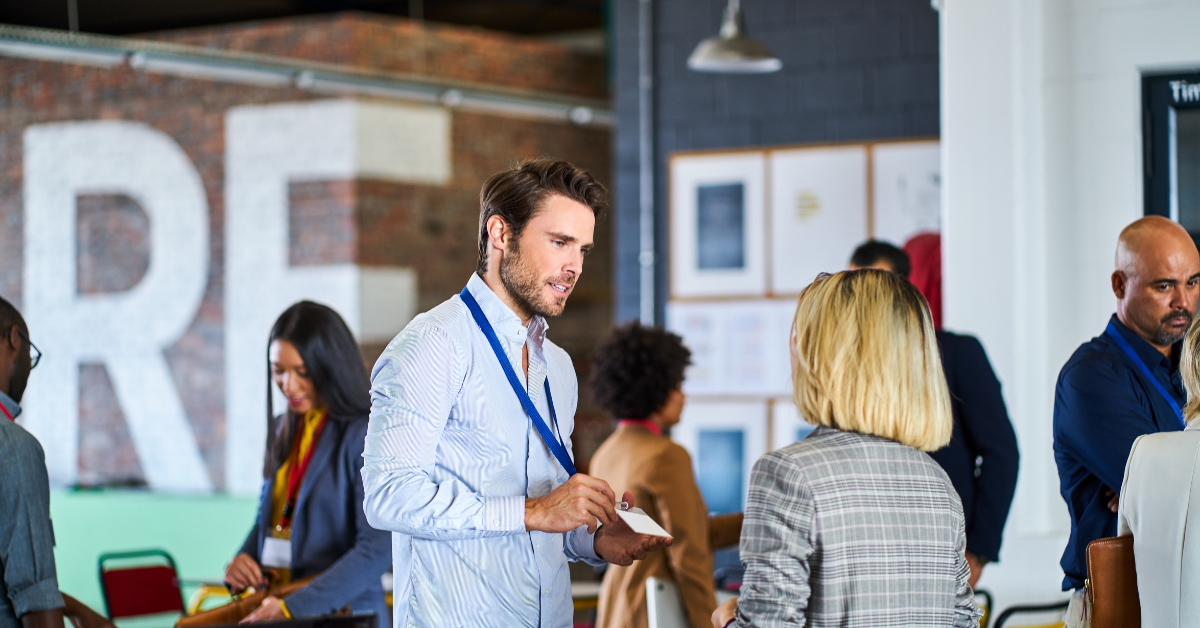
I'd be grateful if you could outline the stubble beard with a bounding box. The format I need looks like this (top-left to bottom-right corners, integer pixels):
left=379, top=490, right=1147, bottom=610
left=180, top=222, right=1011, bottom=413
left=1155, top=308, right=1195, bottom=346
left=499, top=240, right=571, bottom=320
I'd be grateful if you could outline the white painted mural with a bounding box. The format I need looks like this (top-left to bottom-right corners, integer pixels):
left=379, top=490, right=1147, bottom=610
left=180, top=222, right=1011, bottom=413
left=18, top=100, right=447, bottom=495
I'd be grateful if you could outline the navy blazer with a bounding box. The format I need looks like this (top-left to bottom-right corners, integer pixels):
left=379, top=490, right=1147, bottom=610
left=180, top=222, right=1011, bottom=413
left=239, top=414, right=391, bottom=619
left=928, top=330, right=1020, bottom=565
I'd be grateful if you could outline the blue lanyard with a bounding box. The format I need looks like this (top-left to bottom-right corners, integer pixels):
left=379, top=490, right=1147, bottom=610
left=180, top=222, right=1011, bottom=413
left=460, top=286, right=577, bottom=476
left=1105, top=321, right=1186, bottom=429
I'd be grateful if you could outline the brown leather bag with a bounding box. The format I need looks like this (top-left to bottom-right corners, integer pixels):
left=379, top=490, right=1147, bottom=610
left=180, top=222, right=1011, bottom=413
left=1085, top=535, right=1140, bottom=628
left=175, top=576, right=315, bottom=628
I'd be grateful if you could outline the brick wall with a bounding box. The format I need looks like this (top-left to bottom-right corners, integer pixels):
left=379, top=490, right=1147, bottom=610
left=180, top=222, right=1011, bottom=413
left=143, top=12, right=607, bottom=99
left=0, top=13, right=613, bottom=489
left=612, top=0, right=940, bottom=322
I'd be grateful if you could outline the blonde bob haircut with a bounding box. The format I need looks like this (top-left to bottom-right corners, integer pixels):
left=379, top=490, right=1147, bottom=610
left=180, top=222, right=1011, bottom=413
left=791, top=270, right=952, bottom=451
left=1181, top=317, right=1200, bottom=424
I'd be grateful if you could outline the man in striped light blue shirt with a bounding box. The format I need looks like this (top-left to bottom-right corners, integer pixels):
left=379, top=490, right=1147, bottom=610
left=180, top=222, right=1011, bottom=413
left=363, top=160, right=670, bottom=627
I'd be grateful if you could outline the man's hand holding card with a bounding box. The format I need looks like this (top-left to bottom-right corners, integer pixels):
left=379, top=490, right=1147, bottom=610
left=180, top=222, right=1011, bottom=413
left=594, top=490, right=673, bottom=566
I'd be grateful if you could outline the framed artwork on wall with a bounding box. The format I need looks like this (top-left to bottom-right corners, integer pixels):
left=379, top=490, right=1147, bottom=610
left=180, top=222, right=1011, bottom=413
left=667, top=299, right=796, bottom=397
left=872, top=140, right=941, bottom=246
left=768, top=146, right=869, bottom=295
left=671, top=401, right=768, bottom=514
left=669, top=152, right=767, bottom=298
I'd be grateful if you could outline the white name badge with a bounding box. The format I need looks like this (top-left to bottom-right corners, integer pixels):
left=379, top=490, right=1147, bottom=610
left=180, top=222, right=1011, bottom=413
left=617, top=507, right=673, bottom=538
left=261, top=537, right=292, bottom=569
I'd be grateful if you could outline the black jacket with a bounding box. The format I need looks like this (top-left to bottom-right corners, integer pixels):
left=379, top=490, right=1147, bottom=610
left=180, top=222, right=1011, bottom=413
left=928, top=330, right=1020, bottom=563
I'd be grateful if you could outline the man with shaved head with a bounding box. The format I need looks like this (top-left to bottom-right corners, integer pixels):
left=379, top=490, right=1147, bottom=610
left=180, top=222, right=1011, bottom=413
left=1053, top=216, right=1200, bottom=625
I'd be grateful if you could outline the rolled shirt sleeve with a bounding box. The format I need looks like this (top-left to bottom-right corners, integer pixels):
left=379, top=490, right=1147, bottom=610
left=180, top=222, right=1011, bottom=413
left=0, top=425, right=65, bottom=617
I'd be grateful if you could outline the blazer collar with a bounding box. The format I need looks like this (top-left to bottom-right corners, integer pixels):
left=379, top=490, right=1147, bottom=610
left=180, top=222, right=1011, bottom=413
left=291, top=417, right=339, bottom=536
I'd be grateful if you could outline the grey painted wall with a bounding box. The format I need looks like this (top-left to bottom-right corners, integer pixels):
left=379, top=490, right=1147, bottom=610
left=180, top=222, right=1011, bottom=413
left=611, top=0, right=940, bottom=323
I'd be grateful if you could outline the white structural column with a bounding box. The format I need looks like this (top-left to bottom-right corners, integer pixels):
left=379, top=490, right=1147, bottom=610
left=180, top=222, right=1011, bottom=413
left=942, top=0, right=1200, bottom=606
left=224, top=99, right=449, bottom=496
left=23, top=121, right=213, bottom=492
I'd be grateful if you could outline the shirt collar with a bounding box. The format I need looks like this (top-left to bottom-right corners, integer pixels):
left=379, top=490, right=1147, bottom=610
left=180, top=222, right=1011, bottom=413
left=1109, top=314, right=1175, bottom=370
left=0, top=390, right=21, bottom=420
left=465, top=273, right=548, bottom=344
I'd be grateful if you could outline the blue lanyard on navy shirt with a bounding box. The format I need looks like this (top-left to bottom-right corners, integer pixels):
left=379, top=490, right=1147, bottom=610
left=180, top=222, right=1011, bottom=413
left=459, top=286, right=577, bottom=476
left=1105, top=320, right=1186, bottom=429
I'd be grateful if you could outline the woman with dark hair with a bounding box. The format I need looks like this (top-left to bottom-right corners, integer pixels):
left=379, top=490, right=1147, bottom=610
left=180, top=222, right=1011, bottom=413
left=588, top=322, right=743, bottom=628
left=224, top=301, right=391, bottom=622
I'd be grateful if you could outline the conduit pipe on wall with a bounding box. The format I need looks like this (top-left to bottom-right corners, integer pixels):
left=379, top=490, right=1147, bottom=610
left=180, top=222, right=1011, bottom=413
left=0, top=24, right=614, bottom=128
left=638, top=0, right=657, bottom=325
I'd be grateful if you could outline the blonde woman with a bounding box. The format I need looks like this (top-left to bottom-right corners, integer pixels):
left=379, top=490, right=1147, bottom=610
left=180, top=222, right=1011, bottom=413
left=1117, top=317, right=1200, bottom=628
left=712, top=270, right=981, bottom=628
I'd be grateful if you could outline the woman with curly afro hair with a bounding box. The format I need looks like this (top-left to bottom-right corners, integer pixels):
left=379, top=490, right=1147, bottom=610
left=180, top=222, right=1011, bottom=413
left=588, top=322, right=743, bottom=628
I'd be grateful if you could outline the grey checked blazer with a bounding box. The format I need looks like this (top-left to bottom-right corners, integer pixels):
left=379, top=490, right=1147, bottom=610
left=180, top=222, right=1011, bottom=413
left=732, top=426, right=981, bottom=628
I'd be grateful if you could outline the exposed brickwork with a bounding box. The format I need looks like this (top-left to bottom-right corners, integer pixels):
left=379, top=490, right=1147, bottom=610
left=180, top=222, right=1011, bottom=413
left=77, top=194, right=150, bottom=295
left=289, top=180, right=357, bottom=266
left=143, top=12, right=608, bottom=100
left=0, top=15, right=611, bottom=489
left=77, top=363, right=145, bottom=486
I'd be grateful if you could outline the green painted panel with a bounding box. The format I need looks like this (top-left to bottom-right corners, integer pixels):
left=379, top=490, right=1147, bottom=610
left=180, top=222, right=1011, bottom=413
left=50, top=490, right=258, bottom=613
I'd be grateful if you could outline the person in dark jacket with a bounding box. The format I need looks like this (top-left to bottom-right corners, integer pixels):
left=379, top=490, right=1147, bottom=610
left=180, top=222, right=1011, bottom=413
left=850, top=239, right=1020, bottom=588
left=225, top=301, right=391, bottom=622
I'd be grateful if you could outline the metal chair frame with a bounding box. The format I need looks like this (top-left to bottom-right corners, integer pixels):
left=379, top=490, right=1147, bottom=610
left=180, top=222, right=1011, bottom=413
left=992, top=600, right=1070, bottom=628
left=97, top=548, right=186, bottom=619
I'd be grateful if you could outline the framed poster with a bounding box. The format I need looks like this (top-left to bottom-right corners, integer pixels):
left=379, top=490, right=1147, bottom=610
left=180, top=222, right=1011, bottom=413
left=670, top=152, right=767, bottom=298
left=769, top=146, right=868, bottom=295
left=770, top=398, right=815, bottom=451
left=872, top=141, right=941, bottom=245
left=667, top=299, right=796, bottom=397
left=671, top=401, right=768, bottom=514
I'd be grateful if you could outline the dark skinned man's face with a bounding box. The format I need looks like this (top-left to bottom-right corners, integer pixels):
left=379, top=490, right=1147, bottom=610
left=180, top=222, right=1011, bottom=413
left=7, top=327, right=31, bottom=404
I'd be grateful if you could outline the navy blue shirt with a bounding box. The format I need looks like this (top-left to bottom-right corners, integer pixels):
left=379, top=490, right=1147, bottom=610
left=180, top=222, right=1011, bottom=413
left=1053, top=314, right=1186, bottom=590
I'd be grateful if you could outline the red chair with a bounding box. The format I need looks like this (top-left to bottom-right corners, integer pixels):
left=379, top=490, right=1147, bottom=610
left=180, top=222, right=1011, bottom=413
left=98, top=549, right=186, bottom=619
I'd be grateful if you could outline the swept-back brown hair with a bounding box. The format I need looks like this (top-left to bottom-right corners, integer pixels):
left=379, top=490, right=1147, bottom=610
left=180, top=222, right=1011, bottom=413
left=476, top=159, right=607, bottom=274
left=791, top=270, right=952, bottom=451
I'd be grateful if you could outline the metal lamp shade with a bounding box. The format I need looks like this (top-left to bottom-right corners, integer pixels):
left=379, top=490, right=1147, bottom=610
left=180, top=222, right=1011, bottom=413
left=687, top=0, right=782, bottom=74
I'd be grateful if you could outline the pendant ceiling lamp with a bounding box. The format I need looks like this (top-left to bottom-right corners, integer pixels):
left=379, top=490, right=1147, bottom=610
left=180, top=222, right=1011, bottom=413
left=687, top=0, right=782, bottom=74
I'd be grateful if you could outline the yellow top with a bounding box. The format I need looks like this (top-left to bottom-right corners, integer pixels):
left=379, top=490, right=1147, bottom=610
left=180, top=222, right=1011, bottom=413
left=269, top=407, right=327, bottom=540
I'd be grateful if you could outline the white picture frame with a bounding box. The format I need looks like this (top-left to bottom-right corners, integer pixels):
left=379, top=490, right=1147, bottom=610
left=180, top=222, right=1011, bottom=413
left=671, top=401, right=768, bottom=514
left=669, top=152, right=767, bottom=298
left=872, top=140, right=941, bottom=246
left=768, top=145, right=869, bottom=295
left=667, top=299, right=796, bottom=397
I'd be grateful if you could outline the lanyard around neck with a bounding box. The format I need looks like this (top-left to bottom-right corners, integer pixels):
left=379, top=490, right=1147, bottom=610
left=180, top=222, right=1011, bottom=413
left=279, top=411, right=328, bottom=530
left=0, top=403, right=12, bottom=422
left=1105, top=321, right=1186, bottom=429
left=460, top=286, right=576, bottom=477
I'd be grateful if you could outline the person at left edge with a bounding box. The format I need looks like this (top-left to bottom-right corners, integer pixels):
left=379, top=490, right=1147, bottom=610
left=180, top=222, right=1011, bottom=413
left=224, top=301, right=391, bottom=622
left=0, top=296, right=114, bottom=628
left=362, top=159, right=671, bottom=628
